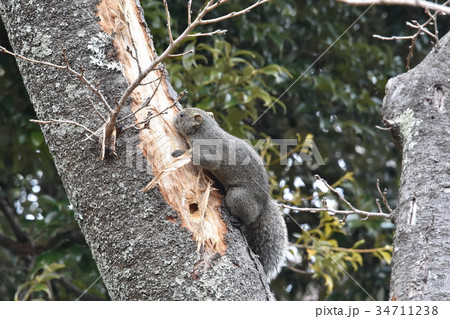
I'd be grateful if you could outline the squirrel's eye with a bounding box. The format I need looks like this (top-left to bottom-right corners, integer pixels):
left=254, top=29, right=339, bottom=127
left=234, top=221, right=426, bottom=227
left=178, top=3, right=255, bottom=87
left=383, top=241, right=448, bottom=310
left=180, top=113, right=184, bottom=117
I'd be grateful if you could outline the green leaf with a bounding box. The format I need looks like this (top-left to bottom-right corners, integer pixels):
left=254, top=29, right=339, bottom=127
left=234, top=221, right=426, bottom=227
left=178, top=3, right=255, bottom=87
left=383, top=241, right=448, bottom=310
left=30, top=131, right=44, bottom=147
left=31, top=283, right=50, bottom=295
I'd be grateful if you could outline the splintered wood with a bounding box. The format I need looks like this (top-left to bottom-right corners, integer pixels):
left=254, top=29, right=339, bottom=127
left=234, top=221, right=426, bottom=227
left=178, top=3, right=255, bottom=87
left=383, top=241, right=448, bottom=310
left=96, top=0, right=227, bottom=253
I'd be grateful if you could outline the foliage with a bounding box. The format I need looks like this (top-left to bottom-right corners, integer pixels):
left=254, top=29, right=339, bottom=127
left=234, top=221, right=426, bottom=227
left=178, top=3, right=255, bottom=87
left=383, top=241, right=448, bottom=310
left=293, top=212, right=392, bottom=297
left=14, top=263, right=65, bottom=301
left=2, top=0, right=447, bottom=300
left=167, top=39, right=291, bottom=137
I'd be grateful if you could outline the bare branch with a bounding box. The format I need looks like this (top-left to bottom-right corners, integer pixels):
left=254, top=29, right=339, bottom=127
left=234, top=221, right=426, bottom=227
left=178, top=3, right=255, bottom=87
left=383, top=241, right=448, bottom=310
left=0, top=46, right=67, bottom=70
left=425, top=7, right=439, bottom=43
left=370, top=0, right=449, bottom=69
left=120, top=89, right=187, bottom=133
left=138, top=73, right=163, bottom=86
left=55, top=278, right=105, bottom=301
left=163, top=0, right=174, bottom=44
left=280, top=203, right=391, bottom=220
left=0, top=46, right=113, bottom=115
left=62, top=49, right=113, bottom=115
left=168, top=50, right=195, bottom=57
left=336, top=0, right=450, bottom=15
left=315, top=175, right=357, bottom=211
left=373, top=34, right=415, bottom=40
left=118, top=77, right=163, bottom=123
left=148, top=89, right=187, bottom=119
left=187, top=0, right=192, bottom=25
left=280, top=174, right=393, bottom=220
left=377, top=179, right=394, bottom=214
left=30, top=119, right=97, bottom=137
left=286, top=266, right=313, bottom=275
left=187, top=30, right=228, bottom=38
left=200, top=0, right=270, bottom=25
left=292, top=243, right=392, bottom=254
left=87, top=97, right=107, bottom=123
left=82, top=124, right=105, bottom=143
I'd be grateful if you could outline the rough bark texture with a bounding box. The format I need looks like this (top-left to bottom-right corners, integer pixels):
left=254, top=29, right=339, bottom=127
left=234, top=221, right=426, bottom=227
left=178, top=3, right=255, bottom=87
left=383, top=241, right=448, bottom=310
left=383, top=32, right=450, bottom=300
left=0, top=0, right=273, bottom=300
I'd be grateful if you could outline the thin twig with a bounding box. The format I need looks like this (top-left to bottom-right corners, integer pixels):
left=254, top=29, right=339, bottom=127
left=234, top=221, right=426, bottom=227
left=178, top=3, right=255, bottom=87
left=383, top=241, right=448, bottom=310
left=120, top=89, right=187, bottom=133
left=200, top=0, right=269, bottom=25
left=405, top=36, right=417, bottom=70
left=280, top=203, right=391, bottom=219
left=375, top=125, right=391, bottom=131
left=375, top=198, right=384, bottom=215
left=168, top=50, right=195, bottom=57
left=376, top=179, right=394, bottom=214
left=118, top=77, right=163, bottom=123
left=149, top=89, right=187, bottom=119
left=371, top=0, right=449, bottom=69
left=336, top=0, right=450, bottom=15
left=279, top=174, right=393, bottom=220
left=30, top=119, right=97, bottom=137
left=87, top=97, right=107, bottom=123
left=187, top=0, right=192, bottom=25
left=373, top=34, right=414, bottom=40
left=163, top=0, right=174, bottom=44
left=315, top=175, right=357, bottom=211
left=82, top=124, right=105, bottom=142
left=406, top=21, right=435, bottom=38
left=0, top=46, right=113, bottom=115
left=138, top=74, right=163, bottom=86
left=186, top=30, right=228, bottom=38
left=286, top=266, right=313, bottom=275
left=426, top=8, right=439, bottom=45
left=291, top=243, right=391, bottom=254
left=0, top=46, right=67, bottom=69
left=60, top=49, right=113, bottom=114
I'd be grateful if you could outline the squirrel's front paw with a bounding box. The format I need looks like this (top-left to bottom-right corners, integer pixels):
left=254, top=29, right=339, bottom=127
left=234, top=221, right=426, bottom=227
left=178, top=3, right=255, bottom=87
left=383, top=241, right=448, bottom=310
left=171, top=149, right=185, bottom=157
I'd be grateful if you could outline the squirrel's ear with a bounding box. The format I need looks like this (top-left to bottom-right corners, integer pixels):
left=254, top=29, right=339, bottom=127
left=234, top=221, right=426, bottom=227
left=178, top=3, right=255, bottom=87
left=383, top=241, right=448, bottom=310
left=194, top=114, right=203, bottom=125
left=206, top=112, right=214, bottom=119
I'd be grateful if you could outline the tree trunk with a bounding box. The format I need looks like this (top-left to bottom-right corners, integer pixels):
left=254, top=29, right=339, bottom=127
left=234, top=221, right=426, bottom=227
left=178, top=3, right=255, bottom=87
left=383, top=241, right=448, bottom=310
left=0, top=0, right=273, bottom=300
left=383, top=32, right=450, bottom=300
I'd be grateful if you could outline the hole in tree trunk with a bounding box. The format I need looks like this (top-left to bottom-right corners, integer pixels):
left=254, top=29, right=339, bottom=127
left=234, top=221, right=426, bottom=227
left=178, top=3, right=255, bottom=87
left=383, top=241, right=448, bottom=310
left=189, top=203, right=199, bottom=214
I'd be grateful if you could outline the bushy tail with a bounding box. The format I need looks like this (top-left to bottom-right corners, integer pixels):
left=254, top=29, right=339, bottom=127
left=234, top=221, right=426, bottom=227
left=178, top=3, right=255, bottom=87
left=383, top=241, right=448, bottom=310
left=243, top=199, right=287, bottom=280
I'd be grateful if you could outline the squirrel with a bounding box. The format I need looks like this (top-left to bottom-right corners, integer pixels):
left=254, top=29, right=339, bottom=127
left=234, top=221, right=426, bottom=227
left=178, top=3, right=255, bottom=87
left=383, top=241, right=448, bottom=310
left=173, top=107, right=288, bottom=280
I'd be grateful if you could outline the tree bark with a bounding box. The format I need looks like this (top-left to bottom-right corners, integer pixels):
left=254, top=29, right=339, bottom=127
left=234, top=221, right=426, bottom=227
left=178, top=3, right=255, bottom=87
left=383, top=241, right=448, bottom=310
left=0, top=0, right=273, bottom=300
left=383, top=32, right=450, bottom=300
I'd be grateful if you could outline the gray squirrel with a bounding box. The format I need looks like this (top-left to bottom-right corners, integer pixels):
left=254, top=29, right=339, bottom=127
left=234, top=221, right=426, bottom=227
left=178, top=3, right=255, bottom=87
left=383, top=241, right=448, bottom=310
left=173, top=108, right=288, bottom=280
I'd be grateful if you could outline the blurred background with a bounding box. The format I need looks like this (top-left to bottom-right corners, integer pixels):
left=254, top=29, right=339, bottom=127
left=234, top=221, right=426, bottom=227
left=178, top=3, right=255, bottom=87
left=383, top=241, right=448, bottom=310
left=1, top=0, right=447, bottom=300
